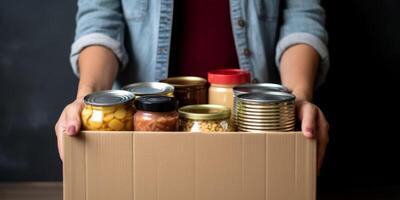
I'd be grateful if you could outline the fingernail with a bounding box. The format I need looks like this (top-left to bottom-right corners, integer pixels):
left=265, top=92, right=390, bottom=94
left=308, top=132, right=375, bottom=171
left=305, top=127, right=314, bottom=137
left=67, top=126, right=76, bottom=135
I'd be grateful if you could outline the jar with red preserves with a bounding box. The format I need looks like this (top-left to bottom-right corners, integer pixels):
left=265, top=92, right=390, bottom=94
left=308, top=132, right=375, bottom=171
left=134, top=96, right=179, bottom=131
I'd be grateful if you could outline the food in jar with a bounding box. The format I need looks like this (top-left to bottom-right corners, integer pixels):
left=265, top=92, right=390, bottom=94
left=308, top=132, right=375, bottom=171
left=178, top=104, right=233, bottom=132
left=81, top=90, right=135, bottom=131
left=134, top=96, right=179, bottom=131
left=160, top=76, right=208, bottom=107
left=122, top=82, right=174, bottom=98
left=180, top=119, right=231, bottom=132
left=208, top=69, right=251, bottom=111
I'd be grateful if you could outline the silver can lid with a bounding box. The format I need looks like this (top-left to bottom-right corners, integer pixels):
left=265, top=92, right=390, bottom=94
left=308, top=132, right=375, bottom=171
left=122, top=82, right=174, bottom=96
left=237, top=92, right=295, bottom=104
left=233, top=83, right=290, bottom=96
left=84, top=90, right=134, bottom=106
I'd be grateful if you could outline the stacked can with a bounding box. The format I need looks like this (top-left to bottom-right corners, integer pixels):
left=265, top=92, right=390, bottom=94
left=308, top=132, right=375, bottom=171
left=234, top=89, right=296, bottom=132
left=232, top=84, right=291, bottom=130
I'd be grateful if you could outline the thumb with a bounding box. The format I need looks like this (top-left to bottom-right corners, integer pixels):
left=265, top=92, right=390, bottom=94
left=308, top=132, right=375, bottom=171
left=297, top=102, right=317, bottom=138
left=65, top=103, right=83, bottom=136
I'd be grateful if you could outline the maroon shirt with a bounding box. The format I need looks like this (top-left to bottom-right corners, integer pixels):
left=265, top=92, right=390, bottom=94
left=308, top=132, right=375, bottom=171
left=169, top=0, right=239, bottom=79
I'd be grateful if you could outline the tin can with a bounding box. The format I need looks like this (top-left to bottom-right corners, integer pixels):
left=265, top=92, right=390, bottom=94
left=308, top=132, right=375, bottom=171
left=122, top=82, right=174, bottom=98
left=232, top=83, right=290, bottom=124
left=233, top=83, right=290, bottom=96
left=161, top=76, right=208, bottom=107
left=234, top=92, right=296, bottom=132
left=81, top=90, right=135, bottom=131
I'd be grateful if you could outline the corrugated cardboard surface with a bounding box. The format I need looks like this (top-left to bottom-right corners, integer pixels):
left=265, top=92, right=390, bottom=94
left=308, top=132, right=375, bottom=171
left=64, top=131, right=316, bottom=200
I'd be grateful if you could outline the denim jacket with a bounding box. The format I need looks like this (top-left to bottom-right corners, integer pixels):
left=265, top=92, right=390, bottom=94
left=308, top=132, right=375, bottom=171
left=70, top=0, right=329, bottom=86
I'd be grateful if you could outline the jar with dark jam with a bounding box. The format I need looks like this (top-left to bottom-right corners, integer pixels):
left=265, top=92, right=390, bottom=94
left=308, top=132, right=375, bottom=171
left=134, top=96, right=179, bottom=131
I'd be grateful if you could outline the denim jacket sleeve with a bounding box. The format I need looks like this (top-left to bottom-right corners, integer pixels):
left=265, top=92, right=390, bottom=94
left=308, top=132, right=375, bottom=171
left=69, top=0, right=128, bottom=77
left=275, top=0, right=329, bottom=87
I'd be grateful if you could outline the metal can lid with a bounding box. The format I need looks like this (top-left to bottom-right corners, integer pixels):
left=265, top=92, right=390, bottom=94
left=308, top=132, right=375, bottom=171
left=160, top=76, right=207, bottom=88
left=84, top=90, right=134, bottom=106
left=122, top=82, right=174, bottom=96
left=237, top=92, right=295, bottom=104
left=135, top=96, right=178, bottom=112
left=233, top=83, right=290, bottom=95
left=179, top=104, right=230, bottom=120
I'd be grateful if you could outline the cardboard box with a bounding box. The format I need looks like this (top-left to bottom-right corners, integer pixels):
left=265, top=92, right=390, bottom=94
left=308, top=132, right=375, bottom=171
left=63, top=131, right=316, bottom=200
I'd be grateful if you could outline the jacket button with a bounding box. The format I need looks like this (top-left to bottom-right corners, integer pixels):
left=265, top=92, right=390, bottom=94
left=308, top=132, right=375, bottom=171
left=243, top=48, right=251, bottom=57
left=238, top=19, right=246, bottom=27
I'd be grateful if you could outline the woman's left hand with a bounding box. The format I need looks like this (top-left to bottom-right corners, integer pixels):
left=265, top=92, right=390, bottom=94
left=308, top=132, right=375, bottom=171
left=296, top=99, right=329, bottom=171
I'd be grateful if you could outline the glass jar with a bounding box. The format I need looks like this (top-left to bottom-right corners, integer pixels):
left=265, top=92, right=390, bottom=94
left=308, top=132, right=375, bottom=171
left=178, top=104, right=233, bottom=133
left=160, top=76, right=208, bottom=107
left=134, top=96, right=179, bottom=131
left=81, top=90, right=135, bottom=131
left=208, top=69, right=251, bottom=111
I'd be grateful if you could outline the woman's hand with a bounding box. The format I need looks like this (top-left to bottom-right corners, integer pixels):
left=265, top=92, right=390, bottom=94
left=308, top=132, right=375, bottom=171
left=54, top=99, right=85, bottom=161
left=296, top=99, right=329, bottom=171
left=279, top=44, right=329, bottom=171
left=54, top=46, right=119, bottom=161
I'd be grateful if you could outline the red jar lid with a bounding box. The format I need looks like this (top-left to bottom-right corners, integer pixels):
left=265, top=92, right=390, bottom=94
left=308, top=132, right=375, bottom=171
left=208, top=69, right=251, bottom=85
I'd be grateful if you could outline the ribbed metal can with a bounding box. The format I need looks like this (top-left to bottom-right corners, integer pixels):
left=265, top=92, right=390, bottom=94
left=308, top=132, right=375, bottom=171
left=234, top=91, right=296, bottom=132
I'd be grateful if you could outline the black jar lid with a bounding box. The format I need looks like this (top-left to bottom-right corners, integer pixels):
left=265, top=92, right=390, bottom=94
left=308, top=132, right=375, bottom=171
left=135, top=96, right=178, bottom=112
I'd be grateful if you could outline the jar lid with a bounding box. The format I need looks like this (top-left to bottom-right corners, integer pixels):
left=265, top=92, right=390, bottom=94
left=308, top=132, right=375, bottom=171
left=208, top=69, right=251, bottom=85
left=233, top=83, right=290, bottom=95
left=84, top=90, right=134, bottom=106
left=237, top=92, right=295, bottom=104
left=122, top=82, right=174, bottom=96
left=161, top=76, right=207, bottom=88
left=179, top=104, right=230, bottom=120
left=135, top=96, right=178, bottom=112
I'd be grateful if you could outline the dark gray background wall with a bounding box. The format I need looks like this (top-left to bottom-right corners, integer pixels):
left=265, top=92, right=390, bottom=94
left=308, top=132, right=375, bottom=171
left=0, top=0, right=77, bottom=181
left=0, top=0, right=399, bottom=191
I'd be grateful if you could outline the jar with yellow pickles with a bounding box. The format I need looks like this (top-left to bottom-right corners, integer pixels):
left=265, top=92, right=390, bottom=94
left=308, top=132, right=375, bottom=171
left=81, top=90, right=135, bottom=131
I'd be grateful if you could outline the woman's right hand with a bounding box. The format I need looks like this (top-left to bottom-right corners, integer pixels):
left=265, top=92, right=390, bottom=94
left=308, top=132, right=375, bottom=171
left=54, top=99, right=85, bottom=161
left=54, top=46, right=120, bottom=161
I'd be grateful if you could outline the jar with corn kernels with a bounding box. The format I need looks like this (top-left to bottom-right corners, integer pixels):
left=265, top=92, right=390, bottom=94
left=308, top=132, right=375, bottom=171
left=81, top=90, right=134, bottom=131
left=178, top=104, right=234, bottom=133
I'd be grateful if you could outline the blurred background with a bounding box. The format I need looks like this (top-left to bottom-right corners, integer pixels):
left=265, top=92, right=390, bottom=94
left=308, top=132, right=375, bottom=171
left=1, top=0, right=400, bottom=198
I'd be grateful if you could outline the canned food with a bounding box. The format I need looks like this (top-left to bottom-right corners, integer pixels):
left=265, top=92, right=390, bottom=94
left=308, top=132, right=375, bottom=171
left=234, top=92, right=296, bottom=132
left=232, top=83, right=291, bottom=125
left=122, top=82, right=174, bottom=98
left=161, top=76, right=208, bottom=107
left=81, top=90, right=135, bottom=131
left=134, top=96, right=179, bottom=131
left=233, top=83, right=290, bottom=96
left=178, top=104, right=233, bottom=132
